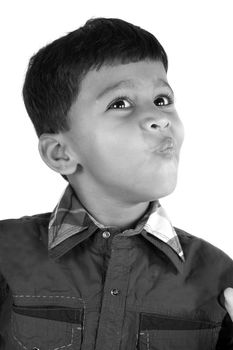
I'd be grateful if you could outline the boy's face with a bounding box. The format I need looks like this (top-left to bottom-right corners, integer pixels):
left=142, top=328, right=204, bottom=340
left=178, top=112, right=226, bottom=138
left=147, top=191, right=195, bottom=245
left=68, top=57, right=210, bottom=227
left=64, top=60, right=184, bottom=204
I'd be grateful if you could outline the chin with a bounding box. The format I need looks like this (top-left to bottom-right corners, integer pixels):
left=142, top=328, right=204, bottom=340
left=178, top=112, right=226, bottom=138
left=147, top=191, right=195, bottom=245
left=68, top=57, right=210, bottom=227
left=156, top=188, right=176, bottom=200
left=151, top=177, right=178, bottom=201
left=133, top=181, right=177, bottom=204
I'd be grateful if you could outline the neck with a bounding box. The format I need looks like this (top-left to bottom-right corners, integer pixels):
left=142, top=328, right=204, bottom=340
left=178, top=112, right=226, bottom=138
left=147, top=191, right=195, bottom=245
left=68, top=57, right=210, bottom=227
left=70, top=181, right=150, bottom=230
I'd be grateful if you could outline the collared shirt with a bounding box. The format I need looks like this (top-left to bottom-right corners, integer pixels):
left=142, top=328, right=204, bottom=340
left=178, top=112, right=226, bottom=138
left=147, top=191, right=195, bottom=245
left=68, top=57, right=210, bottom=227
left=48, top=184, right=185, bottom=262
left=0, top=187, right=233, bottom=349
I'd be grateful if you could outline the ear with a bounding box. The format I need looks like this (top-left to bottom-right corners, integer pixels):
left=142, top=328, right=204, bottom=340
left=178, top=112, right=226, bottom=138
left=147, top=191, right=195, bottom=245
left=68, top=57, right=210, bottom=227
left=38, top=133, right=78, bottom=175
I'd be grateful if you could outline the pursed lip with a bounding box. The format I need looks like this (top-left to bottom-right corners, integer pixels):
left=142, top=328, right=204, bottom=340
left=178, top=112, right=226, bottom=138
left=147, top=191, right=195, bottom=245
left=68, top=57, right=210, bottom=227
left=151, top=137, right=176, bottom=153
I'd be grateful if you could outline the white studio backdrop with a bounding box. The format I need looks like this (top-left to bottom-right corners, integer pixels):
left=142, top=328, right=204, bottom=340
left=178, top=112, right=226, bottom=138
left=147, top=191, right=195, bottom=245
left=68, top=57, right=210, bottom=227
left=0, top=0, right=232, bottom=256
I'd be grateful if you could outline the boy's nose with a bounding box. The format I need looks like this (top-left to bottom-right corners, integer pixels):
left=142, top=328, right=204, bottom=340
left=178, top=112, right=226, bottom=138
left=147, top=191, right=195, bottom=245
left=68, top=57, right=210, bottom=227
left=151, top=118, right=170, bottom=129
left=141, top=116, right=171, bottom=131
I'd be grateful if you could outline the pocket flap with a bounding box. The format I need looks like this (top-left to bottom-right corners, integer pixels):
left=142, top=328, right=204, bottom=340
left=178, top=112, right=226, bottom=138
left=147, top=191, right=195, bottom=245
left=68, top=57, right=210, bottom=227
left=12, top=304, right=83, bottom=324
left=140, top=312, right=219, bottom=330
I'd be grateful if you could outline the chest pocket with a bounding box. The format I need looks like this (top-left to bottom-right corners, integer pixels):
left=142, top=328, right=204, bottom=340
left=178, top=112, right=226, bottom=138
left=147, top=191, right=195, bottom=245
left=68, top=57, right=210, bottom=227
left=138, top=312, right=221, bottom=350
left=11, top=304, right=83, bottom=350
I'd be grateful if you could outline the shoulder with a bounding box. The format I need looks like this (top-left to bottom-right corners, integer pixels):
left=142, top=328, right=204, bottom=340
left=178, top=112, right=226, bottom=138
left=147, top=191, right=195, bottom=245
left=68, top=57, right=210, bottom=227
left=0, top=213, right=51, bottom=238
left=0, top=212, right=51, bottom=225
left=174, top=226, right=233, bottom=279
left=0, top=213, right=51, bottom=262
left=174, top=226, right=232, bottom=261
left=0, top=213, right=52, bottom=280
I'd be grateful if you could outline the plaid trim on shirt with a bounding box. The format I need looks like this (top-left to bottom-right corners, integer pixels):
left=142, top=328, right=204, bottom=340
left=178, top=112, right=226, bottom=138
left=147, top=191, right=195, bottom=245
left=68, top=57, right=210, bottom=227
left=48, top=185, right=185, bottom=261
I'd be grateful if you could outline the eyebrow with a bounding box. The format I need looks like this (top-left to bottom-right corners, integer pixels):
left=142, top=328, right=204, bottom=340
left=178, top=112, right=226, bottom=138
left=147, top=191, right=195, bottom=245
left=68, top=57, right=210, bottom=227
left=96, top=78, right=174, bottom=100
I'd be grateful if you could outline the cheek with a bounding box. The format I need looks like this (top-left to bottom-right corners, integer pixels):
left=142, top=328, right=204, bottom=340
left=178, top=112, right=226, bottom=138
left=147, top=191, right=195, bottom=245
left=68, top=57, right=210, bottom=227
left=83, top=128, right=142, bottom=179
left=95, top=124, right=138, bottom=158
left=175, top=117, right=185, bottom=149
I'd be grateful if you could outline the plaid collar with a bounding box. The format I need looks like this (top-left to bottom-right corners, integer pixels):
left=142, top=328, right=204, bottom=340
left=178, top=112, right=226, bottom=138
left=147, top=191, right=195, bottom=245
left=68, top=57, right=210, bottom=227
left=48, top=185, right=185, bottom=262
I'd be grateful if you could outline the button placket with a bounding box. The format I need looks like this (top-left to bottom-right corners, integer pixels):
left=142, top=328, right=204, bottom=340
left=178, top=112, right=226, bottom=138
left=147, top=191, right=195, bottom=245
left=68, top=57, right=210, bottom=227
left=95, top=237, right=131, bottom=350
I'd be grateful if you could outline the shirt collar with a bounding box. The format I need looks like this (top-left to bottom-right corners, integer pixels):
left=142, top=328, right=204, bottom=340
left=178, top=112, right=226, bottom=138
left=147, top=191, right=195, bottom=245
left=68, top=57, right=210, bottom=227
left=48, top=185, right=185, bottom=263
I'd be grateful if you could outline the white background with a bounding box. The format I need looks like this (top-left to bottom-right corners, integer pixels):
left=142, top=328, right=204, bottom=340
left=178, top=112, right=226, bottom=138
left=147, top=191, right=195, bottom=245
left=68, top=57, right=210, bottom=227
left=0, top=1, right=232, bottom=256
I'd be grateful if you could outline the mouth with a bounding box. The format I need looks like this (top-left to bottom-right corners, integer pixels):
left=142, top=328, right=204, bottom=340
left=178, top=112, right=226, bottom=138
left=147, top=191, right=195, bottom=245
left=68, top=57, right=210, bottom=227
left=156, top=147, right=176, bottom=155
left=151, top=138, right=176, bottom=155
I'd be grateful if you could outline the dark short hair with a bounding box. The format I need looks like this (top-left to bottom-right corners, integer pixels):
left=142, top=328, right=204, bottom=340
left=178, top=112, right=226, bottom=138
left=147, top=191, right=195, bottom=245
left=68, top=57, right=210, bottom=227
left=22, top=17, right=168, bottom=138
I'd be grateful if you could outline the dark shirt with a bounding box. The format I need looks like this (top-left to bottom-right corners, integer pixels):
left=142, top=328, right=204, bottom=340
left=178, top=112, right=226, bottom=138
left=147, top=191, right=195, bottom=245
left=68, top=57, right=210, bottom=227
left=0, top=185, right=233, bottom=349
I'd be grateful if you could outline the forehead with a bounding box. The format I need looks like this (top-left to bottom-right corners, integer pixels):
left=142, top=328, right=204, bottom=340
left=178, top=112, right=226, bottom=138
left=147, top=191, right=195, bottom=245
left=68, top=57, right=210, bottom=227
left=79, top=60, right=169, bottom=99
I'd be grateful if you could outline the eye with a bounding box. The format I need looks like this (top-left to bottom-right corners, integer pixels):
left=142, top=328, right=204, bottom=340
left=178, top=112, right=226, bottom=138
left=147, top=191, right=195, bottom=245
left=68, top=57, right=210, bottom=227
left=107, top=96, right=131, bottom=110
left=154, top=95, right=174, bottom=107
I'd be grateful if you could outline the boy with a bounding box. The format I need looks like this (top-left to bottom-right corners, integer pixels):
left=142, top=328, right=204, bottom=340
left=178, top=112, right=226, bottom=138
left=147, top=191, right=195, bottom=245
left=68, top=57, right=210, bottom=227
left=0, top=17, right=233, bottom=349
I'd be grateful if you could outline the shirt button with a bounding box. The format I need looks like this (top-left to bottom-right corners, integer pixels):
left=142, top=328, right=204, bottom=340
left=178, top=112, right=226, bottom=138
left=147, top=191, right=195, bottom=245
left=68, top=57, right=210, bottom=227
left=102, top=231, right=111, bottom=239
left=111, top=288, right=120, bottom=296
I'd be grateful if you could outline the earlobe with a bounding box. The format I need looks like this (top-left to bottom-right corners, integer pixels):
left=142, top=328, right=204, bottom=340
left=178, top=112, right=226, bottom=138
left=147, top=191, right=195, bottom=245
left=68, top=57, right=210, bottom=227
left=38, top=133, right=78, bottom=175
